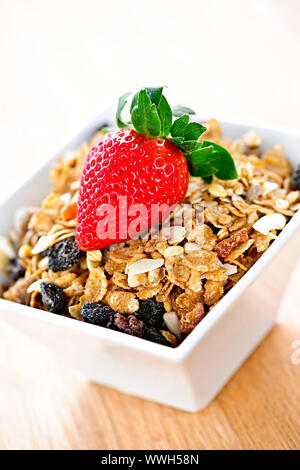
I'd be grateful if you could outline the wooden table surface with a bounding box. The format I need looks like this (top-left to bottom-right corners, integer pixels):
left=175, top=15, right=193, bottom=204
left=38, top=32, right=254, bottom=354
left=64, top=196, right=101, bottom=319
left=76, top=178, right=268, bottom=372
left=0, top=229, right=299, bottom=450
left=1, top=0, right=300, bottom=451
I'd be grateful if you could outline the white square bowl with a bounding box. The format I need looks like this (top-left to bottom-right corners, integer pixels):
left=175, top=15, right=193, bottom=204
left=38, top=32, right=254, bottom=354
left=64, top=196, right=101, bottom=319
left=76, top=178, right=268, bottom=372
left=0, top=112, right=299, bottom=412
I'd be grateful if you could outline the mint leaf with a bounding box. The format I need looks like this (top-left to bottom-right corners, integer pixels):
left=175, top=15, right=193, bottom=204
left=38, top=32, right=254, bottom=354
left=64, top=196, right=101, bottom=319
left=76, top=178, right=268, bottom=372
left=116, top=92, right=131, bottom=129
left=172, top=105, right=196, bottom=117
left=188, top=141, right=238, bottom=180
left=157, top=95, right=172, bottom=137
left=131, top=89, right=161, bottom=138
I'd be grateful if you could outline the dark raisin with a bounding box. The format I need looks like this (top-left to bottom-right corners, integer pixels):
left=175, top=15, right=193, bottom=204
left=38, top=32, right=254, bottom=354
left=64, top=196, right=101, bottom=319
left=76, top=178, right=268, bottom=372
left=40, top=282, right=66, bottom=314
left=81, top=302, right=115, bottom=327
left=143, top=326, right=173, bottom=347
left=293, top=166, right=300, bottom=189
left=6, top=258, right=25, bottom=281
left=114, top=313, right=143, bottom=337
left=134, top=299, right=165, bottom=328
left=48, top=237, right=83, bottom=272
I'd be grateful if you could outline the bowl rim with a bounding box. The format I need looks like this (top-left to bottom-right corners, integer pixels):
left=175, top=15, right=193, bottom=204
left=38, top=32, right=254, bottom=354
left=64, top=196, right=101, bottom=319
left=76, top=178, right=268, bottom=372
left=0, top=113, right=300, bottom=362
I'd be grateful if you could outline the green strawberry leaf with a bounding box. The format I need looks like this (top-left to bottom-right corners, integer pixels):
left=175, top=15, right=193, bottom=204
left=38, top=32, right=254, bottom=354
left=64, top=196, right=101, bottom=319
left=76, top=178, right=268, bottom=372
left=130, top=87, right=163, bottom=113
left=131, top=89, right=161, bottom=138
left=167, top=136, right=185, bottom=145
left=176, top=139, right=200, bottom=153
left=171, top=114, right=190, bottom=137
left=116, top=92, right=131, bottom=129
left=171, top=117, right=206, bottom=150
left=203, top=175, right=213, bottom=184
left=183, top=122, right=206, bottom=141
left=117, top=86, right=238, bottom=182
left=157, top=95, right=173, bottom=137
left=188, top=141, right=238, bottom=180
left=145, top=87, right=164, bottom=106
left=172, top=105, right=196, bottom=117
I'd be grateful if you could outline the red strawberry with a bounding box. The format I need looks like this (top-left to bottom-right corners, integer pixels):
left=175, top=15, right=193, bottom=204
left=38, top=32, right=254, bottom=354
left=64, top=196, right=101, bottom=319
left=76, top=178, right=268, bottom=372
left=76, top=129, right=188, bottom=251
left=76, top=87, right=237, bottom=251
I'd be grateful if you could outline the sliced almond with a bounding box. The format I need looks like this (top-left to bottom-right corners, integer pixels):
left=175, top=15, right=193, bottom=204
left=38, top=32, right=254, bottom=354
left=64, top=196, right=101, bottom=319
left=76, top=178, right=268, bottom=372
left=163, top=312, right=181, bottom=339
left=275, top=199, right=289, bottom=210
left=38, top=256, right=49, bottom=268
left=70, top=181, right=80, bottom=191
left=27, top=279, right=45, bottom=294
left=160, top=226, right=186, bottom=244
left=0, top=236, right=15, bottom=260
left=253, top=213, right=286, bottom=235
left=246, top=182, right=261, bottom=203
left=128, top=258, right=164, bottom=275
left=164, top=246, right=184, bottom=257
left=262, top=181, right=278, bottom=196
left=127, top=272, right=141, bottom=288
left=31, top=230, right=74, bottom=254
left=243, top=130, right=262, bottom=148
left=286, top=191, right=299, bottom=204
left=59, top=192, right=71, bottom=204
left=223, top=263, right=238, bottom=275
left=216, top=258, right=238, bottom=275
left=31, top=234, right=56, bottom=254
left=232, top=194, right=243, bottom=204
left=184, top=242, right=201, bottom=254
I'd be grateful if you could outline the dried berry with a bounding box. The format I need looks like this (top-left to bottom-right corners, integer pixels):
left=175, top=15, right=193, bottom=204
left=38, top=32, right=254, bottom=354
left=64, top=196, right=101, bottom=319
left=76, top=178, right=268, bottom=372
left=293, top=166, right=300, bottom=189
left=114, top=313, right=143, bottom=337
left=178, top=298, right=206, bottom=334
left=6, top=258, right=25, bottom=281
left=134, top=299, right=165, bottom=328
left=143, top=326, right=173, bottom=347
left=40, top=282, right=66, bottom=314
left=48, top=237, right=83, bottom=272
left=214, top=229, right=248, bottom=260
left=81, top=302, right=114, bottom=327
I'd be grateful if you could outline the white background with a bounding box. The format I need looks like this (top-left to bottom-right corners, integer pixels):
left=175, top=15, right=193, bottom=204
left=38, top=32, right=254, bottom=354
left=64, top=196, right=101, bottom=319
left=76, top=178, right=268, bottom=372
left=0, top=0, right=299, bottom=196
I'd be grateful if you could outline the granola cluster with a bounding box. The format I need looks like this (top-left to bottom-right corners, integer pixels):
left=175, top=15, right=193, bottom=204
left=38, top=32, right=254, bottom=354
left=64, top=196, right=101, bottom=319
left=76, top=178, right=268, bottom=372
left=1, top=120, right=299, bottom=347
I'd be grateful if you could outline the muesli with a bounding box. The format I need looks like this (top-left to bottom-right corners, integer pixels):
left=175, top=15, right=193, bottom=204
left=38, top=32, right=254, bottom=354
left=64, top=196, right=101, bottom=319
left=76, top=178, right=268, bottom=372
left=1, top=88, right=299, bottom=347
